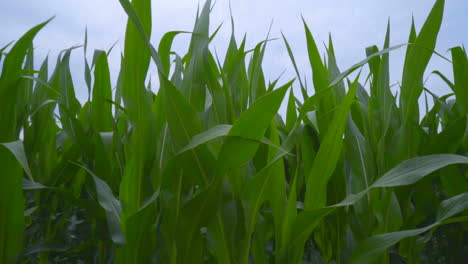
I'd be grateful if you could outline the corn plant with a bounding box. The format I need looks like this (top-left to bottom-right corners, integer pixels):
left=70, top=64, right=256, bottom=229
left=0, top=0, right=467, bottom=263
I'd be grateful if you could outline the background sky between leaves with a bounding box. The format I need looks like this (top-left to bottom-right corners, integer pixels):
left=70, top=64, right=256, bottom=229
left=1, top=0, right=467, bottom=112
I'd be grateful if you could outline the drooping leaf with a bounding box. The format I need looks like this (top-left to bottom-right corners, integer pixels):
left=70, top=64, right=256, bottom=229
left=77, top=164, right=125, bottom=245
left=350, top=192, right=468, bottom=264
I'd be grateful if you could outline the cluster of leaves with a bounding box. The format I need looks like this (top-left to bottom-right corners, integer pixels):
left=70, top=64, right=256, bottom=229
left=0, top=0, right=467, bottom=263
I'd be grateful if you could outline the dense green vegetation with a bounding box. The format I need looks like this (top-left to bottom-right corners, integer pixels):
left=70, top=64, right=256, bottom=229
left=0, top=0, right=467, bottom=263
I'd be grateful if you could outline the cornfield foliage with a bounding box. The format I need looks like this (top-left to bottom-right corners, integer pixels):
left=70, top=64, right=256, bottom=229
left=0, top=0, right=467, bottom=263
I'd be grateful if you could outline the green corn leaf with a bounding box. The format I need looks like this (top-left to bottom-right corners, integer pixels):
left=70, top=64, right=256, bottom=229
left=242, top=146, right=292, bottom=263
left=159, top=76, right=216, bottom=186
left=181, top=0, right=211, bottom=110
left=281, top=32, right=307, bottom=99
left=90, top=50, right=113, bottom=132
left=158, top=31, right=190, bottom=76
left=116, top=193, right=158, bottom=264
left=0, top=41, right=14, bottom=62
left=265, top=119, right=287, bottom=252
left=56, top=48, right=81, bottom=117
left=247, top=38, right=269, bottom=102
left=279, top=153, right=468, bottom=260
left=344, top=118, right=374, bottom=203
left=303, top=18, right=335, bottom=134
left=76, top=164, right=125, bottom=245
left=431, top=70, right=454, bottom=89
left=329, top=43, right=407, bottom=89
left=400, top=0, right=445, bottom=124
left=203, top=52, right=228, bottom=122
left=0, top=18, right=52, bottom=141
left=83, top=28, right=92, bottom=99
left=160, top=76, right=203, bottom=148
left=326, top=34, right=346, bottom=103
left=304, top=75, right=358, bottom=209
left=117, top=1, right=159, bottom=263
left=0, top=20, right=50, bottom=263
left=177, top=125, right=232, bottom=155
left=372, top=154, right=468, bottom=187
left=350, top=192, right=468, bottom=264
left=218, top=80, right=292, bottom=169
left=0, top=140, right=33, bottom=181
left=2, top=1, right=467, bottom=263
left=118, top=0, right=163, bottom=69
left=450, top=47, right=468, bottom=115
left=227, top=80, right=293, bottom=140
left=286, top=88, right=297, bottom=131
left=0, top=145, right=26, bottom=263
left=302, top=19, right=328, bottom=93
left=278, top=167, right=298, bottom=259
left=176, top=178, right=222, bottom=263
left=223, top=32, right=249, bottom=116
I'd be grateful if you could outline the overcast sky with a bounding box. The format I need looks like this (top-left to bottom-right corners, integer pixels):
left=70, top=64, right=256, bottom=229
left=1, top=0, right=467, bottom=104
